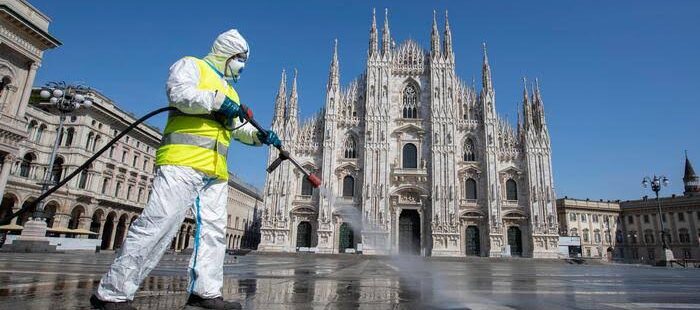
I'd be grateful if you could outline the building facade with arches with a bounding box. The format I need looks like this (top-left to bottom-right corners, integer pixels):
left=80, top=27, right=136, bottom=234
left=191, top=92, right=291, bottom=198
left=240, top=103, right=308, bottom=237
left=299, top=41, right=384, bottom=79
left=0, top=86, right=263, bottom=252
left=259, top=9, right=560, bottom=258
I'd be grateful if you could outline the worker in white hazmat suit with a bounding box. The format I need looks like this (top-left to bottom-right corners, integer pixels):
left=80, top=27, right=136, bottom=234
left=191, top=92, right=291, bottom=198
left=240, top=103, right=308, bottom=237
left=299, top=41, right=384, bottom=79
left=90, top=29, right=281, bottom=310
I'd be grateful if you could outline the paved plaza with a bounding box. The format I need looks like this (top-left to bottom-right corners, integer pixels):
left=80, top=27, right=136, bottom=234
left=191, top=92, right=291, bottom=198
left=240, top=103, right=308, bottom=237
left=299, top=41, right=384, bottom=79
left=0, top=252, right=699, bottom=309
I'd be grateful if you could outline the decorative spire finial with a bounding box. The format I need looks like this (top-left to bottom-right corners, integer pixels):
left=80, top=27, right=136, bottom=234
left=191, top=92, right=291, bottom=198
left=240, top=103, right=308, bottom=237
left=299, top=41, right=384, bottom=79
left=431, top=10, right=440, bottom=56
left=382, top=8, right=391, bottom=55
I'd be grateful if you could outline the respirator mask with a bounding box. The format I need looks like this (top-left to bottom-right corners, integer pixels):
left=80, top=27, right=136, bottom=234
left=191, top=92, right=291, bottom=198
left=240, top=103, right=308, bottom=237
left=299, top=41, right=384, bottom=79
left=224, top=51, right=248, bottom=83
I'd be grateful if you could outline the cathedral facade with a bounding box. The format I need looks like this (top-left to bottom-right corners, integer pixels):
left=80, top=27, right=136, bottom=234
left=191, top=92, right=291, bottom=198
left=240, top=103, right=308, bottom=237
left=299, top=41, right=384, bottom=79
left=258, top=10, right=559, bottom=258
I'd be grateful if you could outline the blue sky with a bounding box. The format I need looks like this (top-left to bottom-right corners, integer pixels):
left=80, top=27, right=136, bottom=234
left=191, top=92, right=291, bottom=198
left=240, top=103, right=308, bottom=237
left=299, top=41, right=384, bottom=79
left=31, top=0, right=699, bottom=200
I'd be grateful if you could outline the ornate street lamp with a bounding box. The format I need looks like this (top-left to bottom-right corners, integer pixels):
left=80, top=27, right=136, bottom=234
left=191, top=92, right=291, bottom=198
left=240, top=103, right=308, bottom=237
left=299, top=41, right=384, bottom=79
left=641, top=175, right=675, bottom=264
left=29, top=82, right=92, bottom=222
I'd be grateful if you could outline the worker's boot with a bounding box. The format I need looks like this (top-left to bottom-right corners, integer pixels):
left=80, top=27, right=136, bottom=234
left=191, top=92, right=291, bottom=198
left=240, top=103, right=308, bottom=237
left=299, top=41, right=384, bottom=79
left=184, top=294, right=242, bottom=310
left=89, top=294, right=137, bottom=310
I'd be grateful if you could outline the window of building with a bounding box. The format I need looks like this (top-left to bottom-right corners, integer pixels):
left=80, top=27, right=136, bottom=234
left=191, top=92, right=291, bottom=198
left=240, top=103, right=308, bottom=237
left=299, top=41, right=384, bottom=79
left=628, top=215, right=633, bottom=224
left=102, top=178, right=110, bottom=194
left=605, top=231, right=612, bottom=243
left=570, top=228, right=578, bottom=236
left=594, top=230, right=601, bottom=243
left=301, top=178, right=313, bottom=196
left=679, top=229, right=690, bottom=243
left=65, top=128, right=75, bottom=146
left=93, top=136, right=101, bottom=152
left=78, top=169, right=88, bottom=189
left=35, top=124, right=46, bottom=143
left=115, top=181, right=122, bottom=198
left=127, top=185, right=133, bottom=200
left=465, top=178, right=477, bottom=200
left=343, top=136, right=357, bottom=159
left=644, top=230, right=654, bottom=244
left=235, top=217, right=239, bottom=229
left=604, top=216, right=609, bottom=224
left=586, top=248, right=591, bottom=257
left=569, top=213, right=576, bottom=222
left=51, top=157, right=64, bottom=184
left=138, top=188, right=144, bottom=202
left=132, top=155, right=138, bottom=167
left=581, top=214, right=587, bottom=222
left=678, top=212, right=685, bottom=222
left=506, top=179, right=517, bottom=201
left=592, top=214, right=599, bottom=223
left=402, top=84, right=418, bottom=118
left=86, top=132, right=94, bottom=150
left=122, top=151, right=127, bottom=163
left=583, top=229, right=590, bottom=243
left=342, top=175, right=355, bottom=197
left=109, top=146, right=115, bottom=158
left=19, top=153, right=34, bottom=178
left=643, top=214, right=649, bottom=223
left=463, top=138, right=476, bottom=161
left=402, top=143, right=417, bottom=169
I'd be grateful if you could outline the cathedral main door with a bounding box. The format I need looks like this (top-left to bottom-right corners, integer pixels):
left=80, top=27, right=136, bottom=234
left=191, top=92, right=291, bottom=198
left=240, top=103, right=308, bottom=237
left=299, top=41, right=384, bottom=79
left=338, top=222, right=354, bottom=252
left=296, top=222, right=312, bottom=248
left=465, top=226, right=480, bottom=256
left=507, top=226, right=522, bottom=257
left=399, top=210, right=421, bottom=255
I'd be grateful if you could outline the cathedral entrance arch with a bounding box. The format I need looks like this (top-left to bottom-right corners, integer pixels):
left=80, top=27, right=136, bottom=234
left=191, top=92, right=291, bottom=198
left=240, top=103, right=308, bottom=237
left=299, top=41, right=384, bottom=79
left=338, top=222, right=354, bottom=252
left=296, top=221, right=312, bottom=248
left=399, top=209, right=421, bottom=255
left=507, top=226, right=522, bottom=257
left=465, top=226, right=480, bottom=256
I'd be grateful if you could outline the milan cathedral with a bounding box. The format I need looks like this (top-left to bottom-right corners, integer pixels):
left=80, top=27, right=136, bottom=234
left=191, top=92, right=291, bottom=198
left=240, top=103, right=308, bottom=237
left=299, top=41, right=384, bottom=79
left=258, top=9, right=560, bottom=258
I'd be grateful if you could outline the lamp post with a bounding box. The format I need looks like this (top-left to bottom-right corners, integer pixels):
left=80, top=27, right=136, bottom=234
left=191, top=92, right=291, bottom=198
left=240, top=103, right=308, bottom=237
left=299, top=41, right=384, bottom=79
left=21, top=82, right=92, bottom=235
left=641, top=175, right=675, bottom=264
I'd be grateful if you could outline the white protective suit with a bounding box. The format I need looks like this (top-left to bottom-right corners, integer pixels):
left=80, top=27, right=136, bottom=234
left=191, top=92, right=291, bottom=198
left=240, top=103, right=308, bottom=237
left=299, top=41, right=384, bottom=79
left=96, top=29, right=259, bottom=303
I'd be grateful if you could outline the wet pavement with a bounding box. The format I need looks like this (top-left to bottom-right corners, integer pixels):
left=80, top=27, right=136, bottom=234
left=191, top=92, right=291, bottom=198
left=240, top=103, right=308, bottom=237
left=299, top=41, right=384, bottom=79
left=0, top=252, right=699, bottom=309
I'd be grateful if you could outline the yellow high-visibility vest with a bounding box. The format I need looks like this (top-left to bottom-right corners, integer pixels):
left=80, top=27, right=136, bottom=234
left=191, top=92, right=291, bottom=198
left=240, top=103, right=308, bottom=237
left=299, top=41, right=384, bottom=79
left=156, top=57, right=236, bottom=180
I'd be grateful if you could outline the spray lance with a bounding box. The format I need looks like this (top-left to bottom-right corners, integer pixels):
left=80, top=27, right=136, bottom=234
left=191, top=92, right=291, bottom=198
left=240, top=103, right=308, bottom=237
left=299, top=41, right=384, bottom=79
left=0, top=104, right=320, bottom=226
left=236, top=104, right=322, bottom=187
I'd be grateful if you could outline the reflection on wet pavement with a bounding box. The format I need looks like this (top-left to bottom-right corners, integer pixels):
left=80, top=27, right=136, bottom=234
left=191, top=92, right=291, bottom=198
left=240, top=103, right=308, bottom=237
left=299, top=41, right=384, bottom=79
left=1, top=253, right=700, bottom=309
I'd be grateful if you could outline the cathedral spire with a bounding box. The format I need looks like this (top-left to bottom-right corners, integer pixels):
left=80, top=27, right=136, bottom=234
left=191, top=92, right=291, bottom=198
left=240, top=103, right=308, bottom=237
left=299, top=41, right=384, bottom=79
left=369, top=8, right=379, bottom=57
left=684, top=151, right=700, bottom=196
left=443, top=10, right=453, bottom=60
left=382, top=8, right=391, bottom=56
left=328, top=39, right=340, bottom=91
left=287, top=69, right=299, bottom=127
left=431, top=10, right=441, bottom=57
left=522, top=77, right=533, bottom=130
left=481, top=42, right=493, bottom=94
left=273, top=69, right=287, bottom=127
left=534, top=78, right=546, bottom=127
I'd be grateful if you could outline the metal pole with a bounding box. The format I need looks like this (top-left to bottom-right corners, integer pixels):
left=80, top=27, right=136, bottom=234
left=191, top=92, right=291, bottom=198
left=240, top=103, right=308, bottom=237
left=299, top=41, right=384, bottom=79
left=33, top=112, right=65, bottom=219
left=655, top=189, right=668, bottom=250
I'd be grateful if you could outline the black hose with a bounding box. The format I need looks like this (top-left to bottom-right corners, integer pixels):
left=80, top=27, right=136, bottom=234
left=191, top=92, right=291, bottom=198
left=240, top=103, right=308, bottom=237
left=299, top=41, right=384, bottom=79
left=0, top=106, right=176, bottom=226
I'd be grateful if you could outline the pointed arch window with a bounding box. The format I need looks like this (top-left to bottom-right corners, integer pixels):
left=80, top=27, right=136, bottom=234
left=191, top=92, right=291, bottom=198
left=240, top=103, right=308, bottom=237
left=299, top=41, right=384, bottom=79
left=344, top=136, right=357, bottom=159
left=464, top=138, right=476, bottom=161
left=301, top=178, right=313, bottom=196
left=402, top=84, right=418, bottom=118
left=78, top=169, right=89, bottom=189
left=506, top=179, right=518, bottom=201
left=402, top=143, right=417, bottom=169
left=35, top=124, right=46, bottom=143
left=342, top=175, right=355, bottom=197
left=465, top=178, right=477, bottom=200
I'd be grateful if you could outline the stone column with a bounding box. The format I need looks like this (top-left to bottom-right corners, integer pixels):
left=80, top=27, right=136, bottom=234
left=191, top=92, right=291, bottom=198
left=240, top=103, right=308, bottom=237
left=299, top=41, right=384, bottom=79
left=173, top=232, right=180, bottom=251
left=108, top=223, right=118, bottom=250
left=97, top=219, right=106, bottom=239
left=78, top=216, right=92, bottom=239
left=15, top=62, right=40, bottom=118
left=0, top=154, right=16, bottom=198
